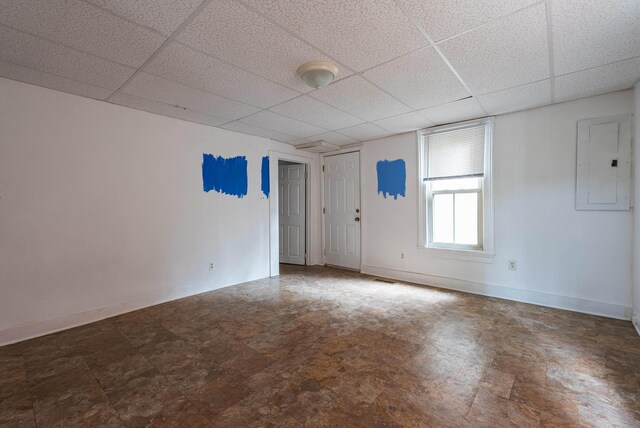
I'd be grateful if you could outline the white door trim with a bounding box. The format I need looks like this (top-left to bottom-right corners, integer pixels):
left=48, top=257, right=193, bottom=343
left=321, top=148, right=362, bottom=271
left=268, top=150, right=315, bottom=277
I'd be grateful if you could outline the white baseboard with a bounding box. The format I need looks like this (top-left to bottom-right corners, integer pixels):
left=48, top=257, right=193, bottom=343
left=0, top=277, right=264, bottom=347
left=361, top=265, right=632, bottom=321
left=633, top=312, right=640, bottom=336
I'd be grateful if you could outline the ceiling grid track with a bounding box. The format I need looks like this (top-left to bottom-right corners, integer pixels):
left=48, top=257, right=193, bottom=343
left=105, top=0, right=215, bottom=102
left=1, top=0, right=637, bottom=145
left=0, top=22, right=136, bottom=72
left=545, top=0, right=556, bottom=103
left=78, top=0, right=168, bottom=38
left=233, top=0, right=353, bottom=79
left=229, top=0, right=420, bottom=129
left=392, top=0, right=488, bottom=116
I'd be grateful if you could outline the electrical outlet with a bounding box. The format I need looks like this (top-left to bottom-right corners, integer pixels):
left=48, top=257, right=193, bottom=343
left=508, top=259, right=517, bottom=270
left=209, top=262, right=215, bottom=272
left=401, top=253, right=405, bottom=259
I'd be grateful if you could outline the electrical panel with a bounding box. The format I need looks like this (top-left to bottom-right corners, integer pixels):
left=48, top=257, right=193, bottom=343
left=576, top=114, right=631, bottom=211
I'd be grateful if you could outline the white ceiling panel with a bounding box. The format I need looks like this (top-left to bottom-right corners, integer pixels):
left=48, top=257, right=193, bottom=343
left=177, top=0, right=351, bottom=92
left=220, top=121, right=298, bottom=143
left=85, top=0, right=203, bottom=36
left=309, top=132, right=359, bottom=146
left=1, top=0, right=636, bottom=144
left=0, top=0, right=165, bottom=68
left=0, top=60, right=113, bottom=100
left=363, top=47, right=469, bottom=109
left=396, top=0, right=539, bottom=42
left=144, top=42, right=299, bottom=109
left=110, top=92, right=231, bottom=127
left=0, top=25, right=134, bottom=90
left=270, top=96, right=364, bottom=129
left=122, top=72, right=259, bottom=120
left=438, top=3, right=549, bottom=95
left=419, top=97, right=486, bottom=125
left=240, top=0, right=427, bottom=71
left=552, top=0, right=640, bottom=75
left=478, top=80, right=551, bottom=115
left=337, top=123, right=391, bottom=141
left=374, top=111, right=435, bottom=134
left=310, top=76, right=411, bottom=121
left=240, top=111, right=328, bottom=138
left=555, top=57, right=640, bottom=103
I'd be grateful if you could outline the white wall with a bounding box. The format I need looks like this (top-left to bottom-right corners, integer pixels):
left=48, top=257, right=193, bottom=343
left=361, top=90, right=634, bottom=320
left=0, top=78, right=321, bottom=345
left=633, top=82, right=640, bottom=332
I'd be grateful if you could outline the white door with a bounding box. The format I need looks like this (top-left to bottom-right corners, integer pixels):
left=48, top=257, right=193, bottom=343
left=324, top=152, right=361, bottom=270
left=279, top=163, right=306, bottom=265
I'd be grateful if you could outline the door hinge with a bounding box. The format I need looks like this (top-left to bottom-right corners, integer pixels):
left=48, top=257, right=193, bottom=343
left=323, top=207, right=325, bottom=214
left=322, top=165, right=324, bottom=172
left=324, top=249, right=326, bottom=256
left=304, top=253, right=307, bottom=261
left=304, top=172, right=308, bottom=179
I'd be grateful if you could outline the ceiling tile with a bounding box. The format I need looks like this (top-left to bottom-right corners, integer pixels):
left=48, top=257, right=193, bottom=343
left=363, top=47, right=469, bottom=109
left=438, top=3, right=549, bottom=95
left=0, top=25, right=134, bottom=90
left=310, top=76, right=411, bottom=121
left=241, top=0, right=427, bottom=71
left=219, top=121, right=298, bottom=143
left=270, top=96, right=364, bottom=129
left=478, top=80, right=551, bottom=115
left=555, top=57, right=640, bottom=103
left=240, top=111, right=328, bottom=138
left=177, top=0, right=351, bottom=92
left=309, top=132, right=359, bottom=146
left=110, top=93, right=230, bottom=127
left=122, top=72, right=259, bottom=120
left=552, top=0, right=640, bottom=75
left=84, top=0, right=202, bottom=35
left=144, top=42, right=299, bottom=109
left=374, top=112, right=435, bottom=134
left=337, top=123, right=391, bottom=141
left=0, top=0, right=165, bottom=68
left=419, top=97, right=486, bottom=125
left=0, top=60, right=113, bottom=100
left=396, top=0, right=539, bottom=42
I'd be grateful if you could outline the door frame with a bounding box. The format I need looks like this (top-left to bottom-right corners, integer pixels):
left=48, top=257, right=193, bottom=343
left=321, top=146, right=363, bottom=271
left=269, top=150, right=315, bottom=277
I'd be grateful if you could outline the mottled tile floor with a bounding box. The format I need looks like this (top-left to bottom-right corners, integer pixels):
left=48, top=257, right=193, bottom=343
left=1, top=265, right=640, bottom=427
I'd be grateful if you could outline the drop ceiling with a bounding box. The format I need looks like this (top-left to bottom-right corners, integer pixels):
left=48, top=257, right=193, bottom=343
left=0, top=0, right=638, bottom=145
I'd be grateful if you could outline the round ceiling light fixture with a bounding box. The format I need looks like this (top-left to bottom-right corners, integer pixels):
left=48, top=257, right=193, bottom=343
left=296, top=61, right=338, bottom=89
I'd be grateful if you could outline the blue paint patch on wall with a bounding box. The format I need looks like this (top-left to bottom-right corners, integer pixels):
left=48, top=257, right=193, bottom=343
left=377, top=159, right=406, bottom=200
left=202, top=154, right=248, bottom=198
left=261, top=156, right=270, bottom=198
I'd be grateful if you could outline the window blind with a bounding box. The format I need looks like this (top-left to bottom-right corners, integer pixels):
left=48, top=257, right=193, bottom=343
left=424, top=124, right=486, bottom=181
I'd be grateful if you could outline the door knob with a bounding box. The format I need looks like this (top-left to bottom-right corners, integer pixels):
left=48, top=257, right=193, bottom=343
left=354, top=217, right=360, bottom=222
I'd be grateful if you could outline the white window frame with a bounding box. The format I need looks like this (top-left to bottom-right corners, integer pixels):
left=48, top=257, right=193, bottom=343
left=417, top=117, right=495, bottom=261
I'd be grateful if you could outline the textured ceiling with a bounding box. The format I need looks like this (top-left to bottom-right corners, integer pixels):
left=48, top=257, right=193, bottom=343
left=0, top=0, right=638, bottom=145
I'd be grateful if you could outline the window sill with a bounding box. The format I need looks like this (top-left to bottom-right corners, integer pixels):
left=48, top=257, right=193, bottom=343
left=417, top=246, right=495, bottom=263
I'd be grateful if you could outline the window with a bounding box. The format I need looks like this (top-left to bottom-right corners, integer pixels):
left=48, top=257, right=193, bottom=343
left=418, top=118, right=494, bottom=254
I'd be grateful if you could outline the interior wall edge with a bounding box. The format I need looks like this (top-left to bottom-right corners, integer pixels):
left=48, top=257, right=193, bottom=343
left=361, top=264, right=632, bottom=321
left=0, top=274, right=268, bottom=347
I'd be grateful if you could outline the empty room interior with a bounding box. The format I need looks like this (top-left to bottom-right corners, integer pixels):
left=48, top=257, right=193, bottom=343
left=1, top=0, right=640, bottom=427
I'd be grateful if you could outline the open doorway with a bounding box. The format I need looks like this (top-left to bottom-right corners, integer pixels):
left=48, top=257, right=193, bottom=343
left=278, top=160, right=307, bottom=265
